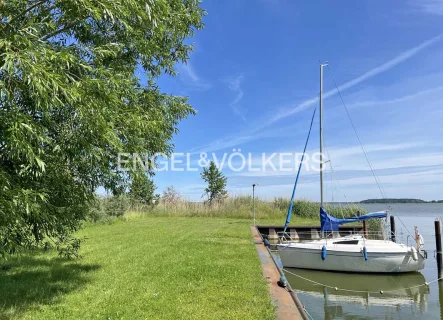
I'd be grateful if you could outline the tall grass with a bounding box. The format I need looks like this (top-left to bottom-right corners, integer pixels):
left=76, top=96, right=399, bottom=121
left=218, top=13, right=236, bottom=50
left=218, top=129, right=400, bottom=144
left=91, top=194, right=382, bottom=237
left=127, top=196, right=367, bottom=222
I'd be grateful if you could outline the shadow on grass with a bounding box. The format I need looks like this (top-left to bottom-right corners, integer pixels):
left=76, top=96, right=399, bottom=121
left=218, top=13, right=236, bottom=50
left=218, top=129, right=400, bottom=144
left=0, top=254, right=100, bottom=319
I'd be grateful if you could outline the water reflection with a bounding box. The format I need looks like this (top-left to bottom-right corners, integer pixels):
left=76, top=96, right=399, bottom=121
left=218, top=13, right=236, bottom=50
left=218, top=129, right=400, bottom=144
left=285, top=268, right=430, bottom=319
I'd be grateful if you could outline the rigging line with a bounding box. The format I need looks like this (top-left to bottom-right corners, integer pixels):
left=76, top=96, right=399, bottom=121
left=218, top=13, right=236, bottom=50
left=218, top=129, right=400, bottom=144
left=326, top=66, right=385, bottom=200
left=323, top=142, right=349, bottom=219
left=304, top=309, right=315, bottom=320
left=326, top=65, right=414, bottom=239
left=282, top=268, right=439, bottom=294
left=324, top=148, right=349, bottom=204
left=330, top=167, right=346, bottom=219
left=321, top=111, right=354, bottom=208
left=327, top=157, right=351, bottom=207
left=327, top=158, right=345, bottom=219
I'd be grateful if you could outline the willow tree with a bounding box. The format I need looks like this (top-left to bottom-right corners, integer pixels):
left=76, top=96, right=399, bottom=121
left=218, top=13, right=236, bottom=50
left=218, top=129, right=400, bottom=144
left=0, top=0, right=204, bottom=256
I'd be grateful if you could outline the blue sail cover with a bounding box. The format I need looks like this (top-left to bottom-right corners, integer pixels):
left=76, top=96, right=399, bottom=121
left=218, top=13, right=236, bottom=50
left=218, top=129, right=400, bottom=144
left=320, top=207, right=387, bottom=231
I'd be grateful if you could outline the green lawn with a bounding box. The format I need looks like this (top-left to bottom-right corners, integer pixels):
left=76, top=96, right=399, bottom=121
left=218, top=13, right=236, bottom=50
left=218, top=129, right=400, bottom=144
left=0, top=216, right=313, bottom=320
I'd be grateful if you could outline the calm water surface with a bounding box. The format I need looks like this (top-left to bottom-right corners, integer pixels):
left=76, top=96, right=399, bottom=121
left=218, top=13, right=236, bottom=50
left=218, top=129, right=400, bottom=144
left=280, top=203, right=443, bottom=320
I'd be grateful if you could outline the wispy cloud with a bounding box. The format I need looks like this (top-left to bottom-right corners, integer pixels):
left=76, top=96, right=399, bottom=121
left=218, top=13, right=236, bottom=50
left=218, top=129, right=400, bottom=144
left=327, top=168, right=443, bottom=188
left=263, top=33, right=443, bottom=128
left=226, top=166, right=443, bottom=201
left=187, top=35, right=443, bottom=165
left=346, top=86, right=443, bottom=109
left=189, top=133, right=254, bottom=154
left=228, top=142, right=425, bottom=178
left=189, top=123, right=303, bottom=154
left=223, top=74, right=246, bottom=121
left=226, top=75, right=244, bottom=105
left=410, top=0, right=443, bottom=15
left=178, top=62, right=212, bottom=90
left=182, top=63, right=199, bottom=82
left=226, top=157, right=443, bottom=201
left=324, top=142, right=422, bottom=161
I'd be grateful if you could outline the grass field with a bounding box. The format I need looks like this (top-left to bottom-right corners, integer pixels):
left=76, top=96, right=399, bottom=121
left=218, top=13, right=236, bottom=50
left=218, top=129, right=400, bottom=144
left=0, top=216, right=321, bottom=320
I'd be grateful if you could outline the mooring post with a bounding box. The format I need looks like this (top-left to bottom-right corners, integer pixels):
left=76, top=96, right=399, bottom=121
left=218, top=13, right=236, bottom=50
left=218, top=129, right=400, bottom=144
left=390, top=215, right=396, bottom=243
left=435, top=220, right=442, bottom=280
left=359, top=211, right=368, bottom=238
left=362, top=221, right=368, bottom=238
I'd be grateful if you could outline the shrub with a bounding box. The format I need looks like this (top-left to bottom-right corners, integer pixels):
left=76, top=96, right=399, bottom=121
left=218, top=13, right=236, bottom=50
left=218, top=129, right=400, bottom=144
left=103, top=195, right=131, bottom=217
left=86, top=197, right=105, bottom=222
left=272, top=197, right=290, bottom=211
left=162, top=186, right=182, bottom=202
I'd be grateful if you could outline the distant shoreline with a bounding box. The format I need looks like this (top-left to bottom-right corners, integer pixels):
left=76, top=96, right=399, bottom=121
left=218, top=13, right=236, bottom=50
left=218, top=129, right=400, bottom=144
left=359, top=198, right=443, bottom=204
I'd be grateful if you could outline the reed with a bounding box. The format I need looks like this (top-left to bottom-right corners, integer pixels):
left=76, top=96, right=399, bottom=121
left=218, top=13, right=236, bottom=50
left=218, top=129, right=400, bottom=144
left=127, top=195, right=367, bottom=221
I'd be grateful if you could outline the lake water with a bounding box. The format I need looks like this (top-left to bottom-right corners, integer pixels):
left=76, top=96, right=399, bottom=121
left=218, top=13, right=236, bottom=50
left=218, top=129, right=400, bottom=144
left=281, top=203, right=443, bottom=320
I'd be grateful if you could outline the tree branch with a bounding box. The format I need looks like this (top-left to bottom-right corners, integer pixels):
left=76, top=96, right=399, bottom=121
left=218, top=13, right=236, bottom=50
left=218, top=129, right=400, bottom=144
left=8, top=0, right=50, bottom=25
left=40, top=20, right=80, bottom=41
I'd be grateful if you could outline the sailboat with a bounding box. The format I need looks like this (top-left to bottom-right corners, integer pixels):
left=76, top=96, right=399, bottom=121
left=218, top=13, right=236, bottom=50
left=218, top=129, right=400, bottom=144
left=277, top=63, right=426, bottom=273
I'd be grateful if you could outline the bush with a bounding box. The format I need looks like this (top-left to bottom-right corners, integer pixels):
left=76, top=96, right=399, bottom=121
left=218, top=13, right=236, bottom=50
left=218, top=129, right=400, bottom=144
left=86, top=195, right=131, bottom=223
left=291, top=200, right=319, bottom=218
left=161, top=186, right=182, bottom=203
left=86, top=197, right=105, bottom=222
left=103, top=195, right=131, bottom=217
left=272, top=197, right=290, bottom=211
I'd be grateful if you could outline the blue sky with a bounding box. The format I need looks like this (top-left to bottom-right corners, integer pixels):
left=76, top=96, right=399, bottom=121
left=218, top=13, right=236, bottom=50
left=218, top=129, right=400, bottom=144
left=150, top=0, right=443, bottom=202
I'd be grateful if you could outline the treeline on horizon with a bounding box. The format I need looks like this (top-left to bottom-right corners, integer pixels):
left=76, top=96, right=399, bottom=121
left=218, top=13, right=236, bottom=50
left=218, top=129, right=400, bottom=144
left=360, top=198, right=443, bottom=204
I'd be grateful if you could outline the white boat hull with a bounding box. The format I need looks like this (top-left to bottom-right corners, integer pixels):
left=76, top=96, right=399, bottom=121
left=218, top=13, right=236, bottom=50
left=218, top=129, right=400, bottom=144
left=277, top=236, right=426, bottom=273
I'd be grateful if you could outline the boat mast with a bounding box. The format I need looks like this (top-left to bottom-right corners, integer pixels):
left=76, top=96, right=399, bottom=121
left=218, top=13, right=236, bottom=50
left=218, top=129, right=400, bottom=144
left=320, top=62, right=328, bottom=208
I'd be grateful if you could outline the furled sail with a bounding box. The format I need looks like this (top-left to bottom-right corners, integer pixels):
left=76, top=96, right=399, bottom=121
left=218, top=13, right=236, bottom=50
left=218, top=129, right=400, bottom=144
left=320, top=207, right=387, bottom=231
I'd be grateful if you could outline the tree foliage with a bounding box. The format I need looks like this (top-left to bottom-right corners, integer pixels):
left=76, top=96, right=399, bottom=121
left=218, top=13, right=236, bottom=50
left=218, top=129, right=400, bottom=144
left=0, top=0, right=204, bottom=256
left=200, top=162, right=227, bottom=204
left=129, top=174, right=159, bottom=205
left=161, top=186, right=182, bottom=204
